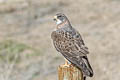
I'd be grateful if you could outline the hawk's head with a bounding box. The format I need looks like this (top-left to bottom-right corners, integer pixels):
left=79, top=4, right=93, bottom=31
left=53, top=13, right=70, bottom=25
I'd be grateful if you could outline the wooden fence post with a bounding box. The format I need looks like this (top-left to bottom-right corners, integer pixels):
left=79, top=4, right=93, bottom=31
left=58, top=64, right=83, bottom=80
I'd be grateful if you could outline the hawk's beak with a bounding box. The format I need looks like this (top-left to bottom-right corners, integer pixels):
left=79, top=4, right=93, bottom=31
left=53, top=16, right=57, bottom=21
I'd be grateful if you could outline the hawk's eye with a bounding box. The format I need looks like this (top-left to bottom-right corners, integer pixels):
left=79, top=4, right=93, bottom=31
left=57, top=15, right=62, bottom=18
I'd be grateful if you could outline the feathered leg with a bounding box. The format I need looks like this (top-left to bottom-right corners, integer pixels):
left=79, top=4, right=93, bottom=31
left=64, top=58, right=69, bottom=67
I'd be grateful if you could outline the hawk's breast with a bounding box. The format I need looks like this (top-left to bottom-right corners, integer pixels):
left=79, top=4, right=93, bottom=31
left=51, top=29, right=78, bottom=53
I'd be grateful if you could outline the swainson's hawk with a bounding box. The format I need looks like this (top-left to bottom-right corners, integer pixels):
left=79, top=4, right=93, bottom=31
left=51, top=13, right=93, bottom=80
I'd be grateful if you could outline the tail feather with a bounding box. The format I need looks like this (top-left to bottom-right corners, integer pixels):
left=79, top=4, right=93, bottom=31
left=61, top=52, right=93, bottom=77
left=77, top=56, right=94, bottom=77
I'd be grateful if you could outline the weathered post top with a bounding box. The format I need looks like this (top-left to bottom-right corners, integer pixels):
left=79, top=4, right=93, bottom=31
left=58, top=64, right=83, bottom=80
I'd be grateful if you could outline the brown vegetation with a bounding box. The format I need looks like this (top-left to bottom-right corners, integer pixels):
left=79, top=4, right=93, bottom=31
left=0, top=0, right=120, bottom=80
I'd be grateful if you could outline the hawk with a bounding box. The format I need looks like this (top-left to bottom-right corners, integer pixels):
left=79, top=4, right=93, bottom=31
left=51, top=13, right=93, bottom=80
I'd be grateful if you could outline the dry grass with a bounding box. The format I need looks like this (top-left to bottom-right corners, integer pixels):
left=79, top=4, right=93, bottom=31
left=0, top=0, right=120, bottom=80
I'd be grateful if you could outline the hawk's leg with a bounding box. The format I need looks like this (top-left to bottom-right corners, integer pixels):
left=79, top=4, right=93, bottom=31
left=65, top=58, right=68, bottom=65
left=63, top=58, right=70, bottom=67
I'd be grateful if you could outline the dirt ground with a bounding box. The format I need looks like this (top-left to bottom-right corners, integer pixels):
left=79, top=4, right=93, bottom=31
left=0, top=0, right=120, bottom=80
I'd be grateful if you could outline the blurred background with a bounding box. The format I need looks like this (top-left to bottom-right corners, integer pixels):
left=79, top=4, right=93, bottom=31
left=0, top=0, right=120, bottom=80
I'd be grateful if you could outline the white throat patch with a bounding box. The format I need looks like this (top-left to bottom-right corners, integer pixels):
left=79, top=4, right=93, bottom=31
left=56, top=19, right=62, bottom=25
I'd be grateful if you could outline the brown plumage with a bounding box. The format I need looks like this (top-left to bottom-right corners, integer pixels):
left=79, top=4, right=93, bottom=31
left=51, top=13, right=93, bottom=78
